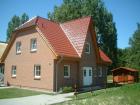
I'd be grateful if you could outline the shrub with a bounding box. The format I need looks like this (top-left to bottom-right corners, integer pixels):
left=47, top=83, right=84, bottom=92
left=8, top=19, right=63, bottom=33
left=62, top=86, right=73, bottom=93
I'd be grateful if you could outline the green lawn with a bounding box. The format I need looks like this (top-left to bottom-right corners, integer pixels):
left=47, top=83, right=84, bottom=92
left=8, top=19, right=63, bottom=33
left=55, top=83, right=140, bottom=105
left=0, top=88, right=44, bottom=99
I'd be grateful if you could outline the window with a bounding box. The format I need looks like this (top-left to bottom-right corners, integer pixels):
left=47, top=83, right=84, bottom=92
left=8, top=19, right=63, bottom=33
left=98, top=67, right=102, bottom=77
left=84, top=70, right=86, bottom=77
left=34, top=65, right=41, bottom=79
left=85, top=43, right=90, bottom=54
left=16, top=42, right=21, bottom=54
left=11, top=66, right=16, bottom=77
left=89, top=69, right=92, bottom=76
left=64, top=65, right=70, bottom=78
left=0, top=66, right=4, bottom=74
left=31, top=38, right=37, bottom=52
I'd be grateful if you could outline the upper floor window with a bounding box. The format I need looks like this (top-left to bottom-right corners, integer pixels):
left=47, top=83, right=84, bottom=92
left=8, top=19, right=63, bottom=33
left=64, top=65, right=70, bottom=78
left=85, top=43, right=90, bottom=54
left=16, top=42, right=21, bottom=54
left=34, top=65, right=41, bottom=79
left=31, top=38, right=37, bottom=52
left=11, top=65, right=16, bottom=77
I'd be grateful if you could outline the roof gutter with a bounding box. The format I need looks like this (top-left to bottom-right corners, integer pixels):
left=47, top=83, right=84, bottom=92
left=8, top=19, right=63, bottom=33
left=55, top=55, right=63, bottom=92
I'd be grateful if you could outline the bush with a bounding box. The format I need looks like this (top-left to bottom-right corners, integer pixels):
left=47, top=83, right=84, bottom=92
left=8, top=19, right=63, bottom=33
left=62, top=86, right=73, bottom=93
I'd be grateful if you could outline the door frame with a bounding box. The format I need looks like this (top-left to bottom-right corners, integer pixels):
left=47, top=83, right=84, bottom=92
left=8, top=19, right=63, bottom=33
left=83, top=67, right=93, bottom=86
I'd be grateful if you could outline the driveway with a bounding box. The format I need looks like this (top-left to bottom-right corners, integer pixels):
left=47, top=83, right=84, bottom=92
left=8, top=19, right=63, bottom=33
left=0, top=93, right=73, bottom=105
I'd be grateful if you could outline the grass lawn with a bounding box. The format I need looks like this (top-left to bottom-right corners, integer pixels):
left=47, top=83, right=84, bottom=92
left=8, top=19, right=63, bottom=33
left=0, top=88, right=44, bottom=99
left=55, top=83, right=140, bottom=105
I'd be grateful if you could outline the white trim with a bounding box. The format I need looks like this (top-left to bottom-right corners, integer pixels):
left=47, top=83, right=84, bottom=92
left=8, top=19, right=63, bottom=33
left=34, top=65, right=41, bottom=79
left=11, top=66, right=16, bottom=77
left=64, top=65, right=70, bottom=78
left=15, top=16, right=37, bottom=30
left=30, top=38, right=37, bottom=52
left=16, top=41, right=21, bottom=54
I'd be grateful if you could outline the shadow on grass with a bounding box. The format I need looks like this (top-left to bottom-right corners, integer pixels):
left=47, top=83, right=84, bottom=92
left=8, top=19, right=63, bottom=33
left=107, top=83, right=122, bottom=88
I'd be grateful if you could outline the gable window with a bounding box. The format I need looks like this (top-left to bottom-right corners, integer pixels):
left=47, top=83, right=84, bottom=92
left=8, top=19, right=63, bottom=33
left=16, top=41, right=21, bottom=54
left=31, top=38, right=37, bottom=52
left=64, top=65, right=70, bottom=78
left=11, top=65, right=16, bottom=77
left=85, top=43, right=90, bottom=54
left=98, top=67, right=102, bottom=77
left=34, top=65, right=41, bottom=79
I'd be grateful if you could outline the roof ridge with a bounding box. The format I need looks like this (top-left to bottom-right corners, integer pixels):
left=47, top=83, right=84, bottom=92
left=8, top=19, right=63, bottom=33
left=37, top=16, right=59, bottom=24
left=15, top=16, right=38, bottom=30
left=61, top=16, right=91, bottom=24
left=60, top=24, right=80, bottom=57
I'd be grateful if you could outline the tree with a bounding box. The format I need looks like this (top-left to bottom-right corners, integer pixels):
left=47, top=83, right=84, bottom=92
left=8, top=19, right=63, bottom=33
left=48, top=0, right=118, bottom=68
left=20, top=13, right=29, bottom=24
left=117, top=23, right=140, bottom=71
left=6, top=13, right=29, bottom=42
left=127, top=23, right=140, bottom=70
left=6, top=15, right=20, bottom=42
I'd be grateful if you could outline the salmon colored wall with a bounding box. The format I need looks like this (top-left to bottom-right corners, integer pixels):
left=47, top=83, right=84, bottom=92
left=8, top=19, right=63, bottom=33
left=4, top=28, right=55, bottom=91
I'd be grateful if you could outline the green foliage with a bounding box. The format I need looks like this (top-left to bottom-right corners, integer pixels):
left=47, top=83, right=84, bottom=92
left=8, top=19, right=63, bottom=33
left=62, top=86, right=73, bottom=93
left=127, top=23, right=140, bottom=70
left=20, top=13, right=29, bottom=24
left=118, top=23, right=140, bottom=71
left=6, top=13, right=29, bottom=42
left=48, top=0, right=118, bottom=68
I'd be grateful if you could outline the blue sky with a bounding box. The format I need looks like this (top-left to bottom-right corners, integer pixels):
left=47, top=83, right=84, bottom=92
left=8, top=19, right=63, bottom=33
left=0, top=0, right=140, bottom=48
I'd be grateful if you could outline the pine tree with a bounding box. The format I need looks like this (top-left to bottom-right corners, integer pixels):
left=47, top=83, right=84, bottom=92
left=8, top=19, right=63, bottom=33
left=20, top=13, right=29, bottom=24
left=6, top=13, right=29, bottom=42
left=6, top=15, right=20, bottom=42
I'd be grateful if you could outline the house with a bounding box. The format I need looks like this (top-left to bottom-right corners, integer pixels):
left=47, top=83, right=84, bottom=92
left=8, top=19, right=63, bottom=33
left=1, top=16, right=112, bottom=91
left=112, top=67, right=139, bottom=84
left=0, top=41, right=7, bottom=74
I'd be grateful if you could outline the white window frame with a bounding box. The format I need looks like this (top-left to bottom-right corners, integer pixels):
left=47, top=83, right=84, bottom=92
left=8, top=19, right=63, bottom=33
left=99, top=67, right=102, bottom=77
left=11, top=65, right=16, bottom=77
left=64, top=65, right=70, bottom=78
left=30, top=38, right=37, bottom=52
left=16, top=41, right=21, bottom=54
left=85, top=42, right=90, bottom=54
left=34, top=65, right=41, bottom=79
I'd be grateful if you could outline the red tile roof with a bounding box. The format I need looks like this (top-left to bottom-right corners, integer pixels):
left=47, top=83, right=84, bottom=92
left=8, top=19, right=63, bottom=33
left=99, top=49, right=112, bottom=63
left=112, top=67, right=138, bottom=72
left=61, top=17, right=91, bottom=56
left=15, top=16, right=112, bottom=63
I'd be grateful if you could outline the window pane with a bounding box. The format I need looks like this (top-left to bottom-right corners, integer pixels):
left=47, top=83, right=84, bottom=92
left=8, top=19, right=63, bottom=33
left=89, top=70, right=92, bottom=76
left=84, top=70, right=86, bottom=77
left=31, top=39, right=37, bottom=50
left=34, top=65, right=41, bottom=77
left=85, top=43, right=90, bottom=53
left=64, top=65, right=70, bottom=77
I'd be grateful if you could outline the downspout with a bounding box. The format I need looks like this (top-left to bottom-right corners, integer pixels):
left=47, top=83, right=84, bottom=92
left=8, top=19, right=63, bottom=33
left=55, top=55, right=63, bottom=92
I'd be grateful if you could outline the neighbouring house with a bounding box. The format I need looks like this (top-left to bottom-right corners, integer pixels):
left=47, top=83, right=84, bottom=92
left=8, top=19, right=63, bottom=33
left=0, top=41, right=7, bottom=74
left=1, top=16, right=112, bottom=91
left=112, top=67, right=139, bottom=84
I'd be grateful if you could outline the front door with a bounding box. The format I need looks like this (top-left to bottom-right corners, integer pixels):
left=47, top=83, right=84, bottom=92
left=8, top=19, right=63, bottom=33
left=83, top=67, right=92, bottom=86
